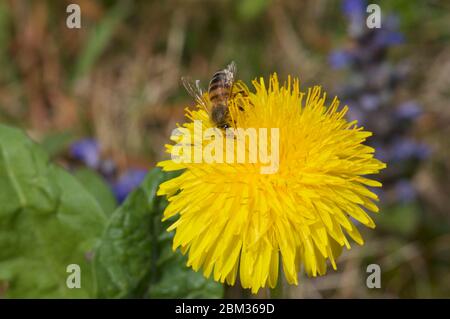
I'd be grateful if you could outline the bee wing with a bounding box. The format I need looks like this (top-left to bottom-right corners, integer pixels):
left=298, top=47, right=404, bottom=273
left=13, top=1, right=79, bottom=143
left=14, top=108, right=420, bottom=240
left=226, top=61, right=237, bottom=82
left=224, top=61, right=238, bottom=128
left=181, top=76, right=210, bottom=114
left=225, top=61, right=237, bottom=99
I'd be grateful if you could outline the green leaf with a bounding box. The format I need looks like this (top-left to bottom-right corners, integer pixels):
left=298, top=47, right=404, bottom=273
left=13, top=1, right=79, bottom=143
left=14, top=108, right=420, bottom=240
left=94, top=168, right=224, bottom=298
left=73, top=168, right=117, bottom=216
left=0, top=124, right=107, bottom=298
left=40, top=131, right=74, bottom=158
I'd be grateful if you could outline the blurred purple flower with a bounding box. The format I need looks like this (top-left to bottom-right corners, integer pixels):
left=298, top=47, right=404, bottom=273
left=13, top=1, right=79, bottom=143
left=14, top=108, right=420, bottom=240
left=395, top=101, right=422, bottom=121
left=391, top=138, right=430, bottom=162
left=342, top=0, right=367, bottom=37
left=342, top=0, right=366, bottom=18
left=329, top=3, right=429, bottom=205
left=113, top=169, right=148, bottom=203
left=70, top=139, right=100, bottom=168
left=391, top=138, right=419, bottom=161
left=329, top=50, right=353, bottom=69
left=360, top=94, right=381, bottom=111
left=415, top=142, right=432, bottom=160
left=374, top=30, right=404, bottom=47
left=394, top=179, right=416, bottom=203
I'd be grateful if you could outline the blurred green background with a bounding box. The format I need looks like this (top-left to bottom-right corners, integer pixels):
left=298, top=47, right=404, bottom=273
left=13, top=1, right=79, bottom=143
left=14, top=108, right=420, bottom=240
left=0, top=0, right=449, bottom=298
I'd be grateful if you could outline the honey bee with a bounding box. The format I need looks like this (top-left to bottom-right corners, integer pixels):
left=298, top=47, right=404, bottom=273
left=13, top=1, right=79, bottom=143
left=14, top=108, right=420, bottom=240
left=182, top=61, right=238, bottom=130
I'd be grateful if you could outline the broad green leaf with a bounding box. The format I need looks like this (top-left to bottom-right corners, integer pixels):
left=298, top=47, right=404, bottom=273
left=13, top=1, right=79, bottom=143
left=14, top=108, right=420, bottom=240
left=0, top=125, right=107, bottom=298
left=146, top=231, right=224, bottom=298
left=40, top=131, right=74, bottom=158
left=73, top=168, right=117, bottom=216
left=94, top=168, right=224, bottom=298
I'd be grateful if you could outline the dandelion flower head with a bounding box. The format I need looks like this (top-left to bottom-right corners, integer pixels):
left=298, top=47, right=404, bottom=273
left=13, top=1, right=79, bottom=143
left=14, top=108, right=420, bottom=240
left=157, top=74, right=386, bottom=293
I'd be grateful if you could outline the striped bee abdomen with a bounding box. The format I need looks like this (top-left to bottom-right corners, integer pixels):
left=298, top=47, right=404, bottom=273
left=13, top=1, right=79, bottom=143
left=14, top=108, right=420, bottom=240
left=208, top=71, right=232, bottom=103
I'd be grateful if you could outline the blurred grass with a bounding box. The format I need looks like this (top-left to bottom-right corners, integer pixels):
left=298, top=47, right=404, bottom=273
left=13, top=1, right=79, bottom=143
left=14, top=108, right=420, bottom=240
left=0, top=1, right=12, bottom=80
left=71, top=1, right=130, bottom=83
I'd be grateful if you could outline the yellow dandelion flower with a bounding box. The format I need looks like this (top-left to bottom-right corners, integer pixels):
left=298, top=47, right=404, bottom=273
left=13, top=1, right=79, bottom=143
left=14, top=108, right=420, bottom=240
left=157, top=74, right=386, bottom=294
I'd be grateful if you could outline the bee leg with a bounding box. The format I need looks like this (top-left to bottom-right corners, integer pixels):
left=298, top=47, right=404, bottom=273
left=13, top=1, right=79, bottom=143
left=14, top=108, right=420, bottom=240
left=233, top=90, right=247, bottom=97
left=231, top=90, right=248, bottom=111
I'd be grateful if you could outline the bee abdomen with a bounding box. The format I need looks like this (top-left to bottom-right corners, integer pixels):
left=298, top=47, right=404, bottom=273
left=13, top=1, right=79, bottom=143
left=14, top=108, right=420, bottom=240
left=209, top=82, right=223, bottom=92
left=210, top=71, right=226, bottom=85
left=209, top=91, right=229, bottom=102
left=208, top=66, right=235, bottom=105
